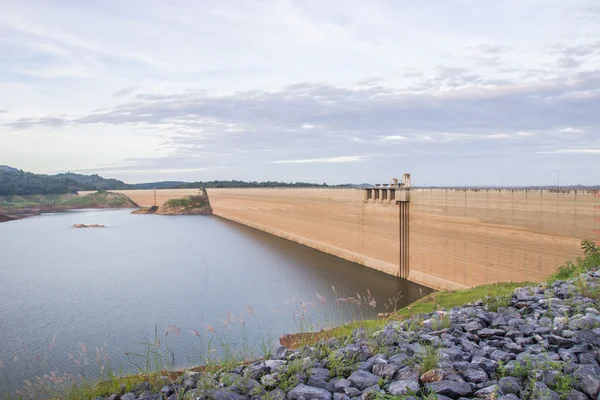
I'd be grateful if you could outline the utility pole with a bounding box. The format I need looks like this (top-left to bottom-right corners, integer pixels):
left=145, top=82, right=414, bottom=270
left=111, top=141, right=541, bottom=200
left=154, top=187, right=157, bottom=207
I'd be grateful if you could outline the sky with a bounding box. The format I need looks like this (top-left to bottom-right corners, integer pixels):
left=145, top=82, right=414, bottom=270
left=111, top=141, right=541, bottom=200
left=0, top=1, right=599, bottom=186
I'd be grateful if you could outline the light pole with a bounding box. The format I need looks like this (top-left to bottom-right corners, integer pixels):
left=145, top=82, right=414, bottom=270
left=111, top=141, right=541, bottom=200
left=553, top=169, right=560, bottom=187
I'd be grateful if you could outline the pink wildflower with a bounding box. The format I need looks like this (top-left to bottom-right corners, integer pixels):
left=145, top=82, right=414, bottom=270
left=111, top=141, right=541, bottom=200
left=316, top=293, right=326, bottom=305
left=245, top=305, right=254, bottom=316
left=206, top=324, right=216, bottom=333
left=166, top=325, right=181, bottom=336
left=191, top=329, right=201, bottom=337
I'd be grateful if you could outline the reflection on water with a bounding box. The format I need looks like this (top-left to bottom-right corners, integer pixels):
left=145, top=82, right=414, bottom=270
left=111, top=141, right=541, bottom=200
left=0, top=209, right=431, bottom=388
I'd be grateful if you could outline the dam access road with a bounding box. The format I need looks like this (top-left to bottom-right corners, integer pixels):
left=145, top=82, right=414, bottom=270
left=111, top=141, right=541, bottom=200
left=111, top=186, right=600, bottom=291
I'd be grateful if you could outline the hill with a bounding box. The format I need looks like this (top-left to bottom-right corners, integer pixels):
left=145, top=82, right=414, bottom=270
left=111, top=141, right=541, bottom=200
left=0, top=165, right=337, bottom=195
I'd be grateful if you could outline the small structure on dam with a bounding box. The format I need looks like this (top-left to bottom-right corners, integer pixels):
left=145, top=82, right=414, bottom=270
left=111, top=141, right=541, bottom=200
left=363, top=173, right=411, bottom=203
left=363, top=173, right=412, bottom=279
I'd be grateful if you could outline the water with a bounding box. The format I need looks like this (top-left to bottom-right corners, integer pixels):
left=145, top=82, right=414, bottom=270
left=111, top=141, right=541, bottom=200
left=0, top=209, right=430, bottom=388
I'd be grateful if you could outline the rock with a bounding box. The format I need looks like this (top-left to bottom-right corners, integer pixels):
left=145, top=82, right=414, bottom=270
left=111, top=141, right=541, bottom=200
left=248, top=363, right=270, bottom=380
left=498, top=395, right=519, bottom=400
left=120, top=394, right=136, bottom=400
left=421, top=369, right=445, bottom=383
left=548, top=334, right=575, bottom=347
left=529, top=382, right=560, bottom=400
left=288, top=385, right=333, bottom=400
left=388, top=380, right=420, bottom=396
left=348, top=370, right=379, bottom=390
left=266, top=360, right=287, bottom=372
left=462, top=367, right=488, bottom=383
left=269, top=388, right=286, bottom=400
left=490, top=350, right=513, bottom=363
left=473, top=385, right=498, bottom=399
left=334, top=379, right=352, bottom=392
left=372, top=363, right=399, bottom=379
left=426, top=380, right=473, bottom=398
left=209, top=389, right=248, bottom=400
left=333, top=394, right=350, bottom=400
left=261, top=373, right=280, bottom=389
left=498, top=377, right=521, bottom=395
left=342, top=387, right=360, bottom=397
left=564, top=390, right=588, bottom=400
left=309, top=368, right=331, bottom=381
left=478, top=328, right=505, bottom=338
left=273, top=345, right=289, bottom=360
left=574, top=365, right=600, bottom=398
left=393, top=367, right=420, bottom=382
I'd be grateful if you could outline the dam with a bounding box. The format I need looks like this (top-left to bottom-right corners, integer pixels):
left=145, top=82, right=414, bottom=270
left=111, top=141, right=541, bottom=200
left=114, top=181, right=600, bottom=290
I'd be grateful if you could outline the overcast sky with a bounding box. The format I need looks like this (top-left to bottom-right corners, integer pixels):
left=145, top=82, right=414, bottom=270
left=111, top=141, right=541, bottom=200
left=0, top=1, right=599, bottom=185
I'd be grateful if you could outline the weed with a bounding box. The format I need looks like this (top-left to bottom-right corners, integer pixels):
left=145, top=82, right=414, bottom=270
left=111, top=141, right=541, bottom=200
left=430, top=313, right=451, bottom=331
left=552, top=373, right=575, bottom=400
left=482, top=293, right=512, bottom=312
left=326, top=352, right=357, bottom=378
left=418, top=345, right=439, bottom=374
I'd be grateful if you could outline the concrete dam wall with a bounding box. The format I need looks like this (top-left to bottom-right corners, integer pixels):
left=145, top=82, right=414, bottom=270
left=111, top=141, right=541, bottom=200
left=115, top=188, right=599, bottom=290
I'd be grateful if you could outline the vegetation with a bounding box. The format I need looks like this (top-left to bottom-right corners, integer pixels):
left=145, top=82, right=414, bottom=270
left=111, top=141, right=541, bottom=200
left=0, top=165, right=337, bottom=196
left=164, top=196, right=206, bottom=210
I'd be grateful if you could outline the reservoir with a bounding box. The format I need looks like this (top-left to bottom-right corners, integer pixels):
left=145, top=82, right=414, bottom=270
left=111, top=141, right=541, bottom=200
left=0, top=209, right=430, bottom=388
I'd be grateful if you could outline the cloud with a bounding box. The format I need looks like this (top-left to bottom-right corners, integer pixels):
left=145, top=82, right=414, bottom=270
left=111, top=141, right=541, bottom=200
left=474, top=44, right=512, bottom=54
left=381, top=135, right=406, bottom=141
left=0, top=108, right=6, bottom=114
left=272, top=156, right=366, bottom=164
left=559, top=127, right=585, bottom=133
left=112, top=86, right=139, bottom=97
left=536, top=149, right=600, bottom=154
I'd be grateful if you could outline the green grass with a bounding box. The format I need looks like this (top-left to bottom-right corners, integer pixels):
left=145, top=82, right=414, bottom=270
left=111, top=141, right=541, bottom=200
left=164, top=196, right=207, bottom=210
left=0, top=192, right=135, bottom=210
left=548, top=240, right=600, bottom=283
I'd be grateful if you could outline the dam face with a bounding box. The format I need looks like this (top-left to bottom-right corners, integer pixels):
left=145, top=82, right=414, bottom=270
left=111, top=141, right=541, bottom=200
left=115, top=187, right=600, bottom=290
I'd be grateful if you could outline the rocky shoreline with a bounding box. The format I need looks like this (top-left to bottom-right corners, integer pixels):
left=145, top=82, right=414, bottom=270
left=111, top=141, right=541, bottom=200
left=93, top=268, right=600, bottom=400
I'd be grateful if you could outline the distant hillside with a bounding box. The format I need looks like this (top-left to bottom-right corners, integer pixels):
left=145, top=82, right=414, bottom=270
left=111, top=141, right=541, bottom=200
left=133, top=180, right=329, bottom=189
left=0, top=166, right=336, bottom=195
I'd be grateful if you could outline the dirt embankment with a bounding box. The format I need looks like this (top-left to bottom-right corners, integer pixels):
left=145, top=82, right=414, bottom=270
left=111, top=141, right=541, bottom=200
left=132, top=206, right=159, bottom=215
left=156, top=192, right=212, bottom=215
left=131, top=190, right=213, bottom=216
left=0, top=215, right=15, bottom=223
left=0, top=192, right=138, bottom=221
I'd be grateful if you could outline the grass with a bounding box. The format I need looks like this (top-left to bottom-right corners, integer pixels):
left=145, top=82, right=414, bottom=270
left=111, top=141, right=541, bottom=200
left=164, top=195, right=207, bottom=210
left=0, top=192, right=135, bottom=210
left=548, top=240, right=600, bottom=283
left=418, top=345, right=439, bottom=374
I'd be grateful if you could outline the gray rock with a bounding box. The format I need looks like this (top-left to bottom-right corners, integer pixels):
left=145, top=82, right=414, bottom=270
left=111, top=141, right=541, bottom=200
left=342, top=387, right=360, bottom=397
left=462, top=366, right=488, bottom=383
left=393, top=367, right=420, bottom=382
left=273, top=345, right=289, bottom=360
left=333, top=394, right=350, bottom=400
left=579, top=352, right=600, bottom=367
left=261, top=373, right=280, bottom=389
left=266, top=360, right=287, bottom=372
left=426, top=380, right=473, bottom=398
left=209, top=389, right=248, bottom=400
left=387, top=380, right=420, bottom=396
left=490, top=350, right=513, bottom=363
left=558, top=348, right=577, bottom=363
left=270, top=388, right=286, bottom=400
left=471, top=356, right=498, bottom=374
left=334, top=379, right=352, bottom=392
left=120, top=394, right=136, bottom=400
left=387, top=354, right=409, bottom=367
left=548, top=334, right=575, bottom=347
left=288, top=384, right=333, bottom=400
left=498, top=377, right=521, bottom=395
left=564, top=390, right=587, bottom=400
left=478, top=328, right=505, bottom=338
left=529, top=382, right=560, bottom=400
left=372, top=363, right=399, bottom=379
left=348, top=370, right=379, bottom=391
left=498, top=395, right=520, bottom=400
left=473, top=385, right=498, bottom=399
left=574, top=365, right=600, bottom=398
